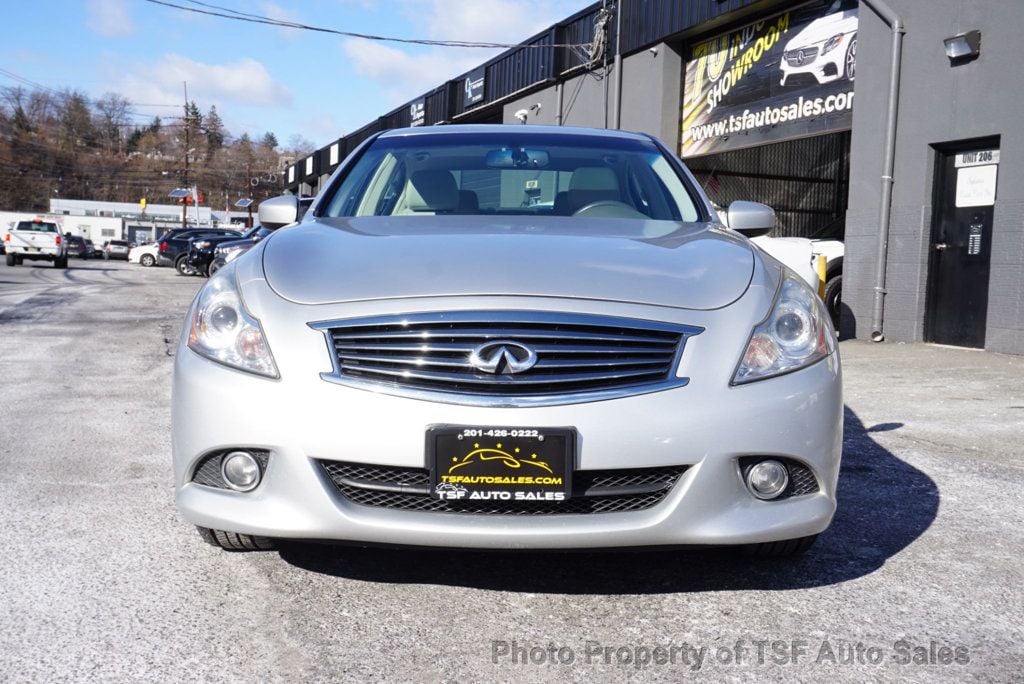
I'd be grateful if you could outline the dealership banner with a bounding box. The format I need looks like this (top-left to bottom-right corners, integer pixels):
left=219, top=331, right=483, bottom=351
left=681, top=0, right=858, bottom=158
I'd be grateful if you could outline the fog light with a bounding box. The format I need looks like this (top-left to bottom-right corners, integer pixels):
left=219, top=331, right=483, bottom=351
left=745, top=459, right=789, bottom=500
left=221, top=451, right=262, bottom=491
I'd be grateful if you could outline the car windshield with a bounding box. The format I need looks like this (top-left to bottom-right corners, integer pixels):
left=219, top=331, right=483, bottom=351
left=15, top=221, right=59, bottom=232
left=320, top=132, right=702, bottom=222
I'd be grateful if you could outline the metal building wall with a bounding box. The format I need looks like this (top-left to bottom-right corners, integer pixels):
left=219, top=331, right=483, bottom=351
left=844, top=0, right=1024, bottom=352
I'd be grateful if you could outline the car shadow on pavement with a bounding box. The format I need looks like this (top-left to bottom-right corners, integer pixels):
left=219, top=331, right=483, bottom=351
left=277, top=406, right=938, bottom=593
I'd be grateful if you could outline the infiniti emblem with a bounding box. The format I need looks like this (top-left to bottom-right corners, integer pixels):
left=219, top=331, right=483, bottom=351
left=468, top=340, right=538, bottom=375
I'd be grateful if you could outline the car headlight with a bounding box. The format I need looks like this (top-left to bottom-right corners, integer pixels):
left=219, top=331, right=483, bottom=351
left=223, top=246, right=244, bottom=263
left=194, top=240, right=211, bottom=250
left=821, top=34, right=844, bottom=54
left=733, top=269, right=836, bottom=384
left=187, top=266, right=278, bottom=378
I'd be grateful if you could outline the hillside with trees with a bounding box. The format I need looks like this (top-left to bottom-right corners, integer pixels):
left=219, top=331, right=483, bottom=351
left=0, top=86, right=314, bottom=212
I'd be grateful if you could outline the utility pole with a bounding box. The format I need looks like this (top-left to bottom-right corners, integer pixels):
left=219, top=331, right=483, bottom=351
left=182, top=81, right=189, bottom=230
left=246, top=160, right=254, bottom=228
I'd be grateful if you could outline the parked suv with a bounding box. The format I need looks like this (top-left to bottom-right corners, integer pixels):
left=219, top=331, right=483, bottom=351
left=102, top=240, right=131, bottom=260
left=157, top=229, right=241, bottom=274
left=188, top=225, right=274, bottom=277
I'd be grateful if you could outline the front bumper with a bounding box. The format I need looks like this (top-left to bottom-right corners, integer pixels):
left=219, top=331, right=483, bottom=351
left=172, top=287, right=843, bottom=550
left=780, top=46, right=845, bottom=85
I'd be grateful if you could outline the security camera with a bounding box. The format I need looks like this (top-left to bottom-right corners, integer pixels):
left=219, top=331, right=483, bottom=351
left=514, top=109, right=529, bottom=124
left=530, top=103, right=542, bottom=113
left=649, top=47, right=659, bottom=56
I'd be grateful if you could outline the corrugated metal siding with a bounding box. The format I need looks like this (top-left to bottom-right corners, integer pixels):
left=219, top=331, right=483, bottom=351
left=382, top=104, right=412, bottom=130
left=486, top=31, right=556, bottom=102
left=560, top=8, right=602, bottom=74
left=619, top=0, right=763, bottom=53
left=313, top=148, right=328, bottom=177
left=425, top=84, right=452, bottom=125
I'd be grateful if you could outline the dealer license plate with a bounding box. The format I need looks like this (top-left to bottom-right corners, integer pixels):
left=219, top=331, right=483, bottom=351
left=428, top=426, right=574, bottom=503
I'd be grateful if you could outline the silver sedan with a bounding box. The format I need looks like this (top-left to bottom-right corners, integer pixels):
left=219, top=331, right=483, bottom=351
left=172, top=125, right=841, bottom=556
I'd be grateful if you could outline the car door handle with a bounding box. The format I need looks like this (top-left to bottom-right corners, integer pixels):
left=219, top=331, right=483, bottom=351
left=935, top=243, right=948, bottom=251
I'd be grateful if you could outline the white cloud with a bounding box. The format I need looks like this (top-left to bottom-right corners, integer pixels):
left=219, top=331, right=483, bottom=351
left=113, top=54, right=292, bottom=109
left=341, top=39, right=481, bottom=106
left=341, top=0, right=583, bottom=108
left=261, top=1, right=302, bottom=41
left=301, top=110, right=344, bottom=147
left=87, top=0, right=136, bottom=37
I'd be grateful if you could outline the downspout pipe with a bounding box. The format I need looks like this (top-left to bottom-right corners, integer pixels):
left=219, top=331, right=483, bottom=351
left=611, top=1, right=623, bottom=129
left=861, top=0, right=905, bottom=342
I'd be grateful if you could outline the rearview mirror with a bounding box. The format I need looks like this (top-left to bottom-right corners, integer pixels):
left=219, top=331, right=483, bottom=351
left=258, top=195, right=300, bottom=229
left=726, top=201, right=776, bottom=238
left=485, top=147, right=549, bottom=169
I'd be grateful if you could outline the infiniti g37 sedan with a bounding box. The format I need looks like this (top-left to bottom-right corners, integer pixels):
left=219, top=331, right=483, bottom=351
left=172, top=125, right=842, bottom=556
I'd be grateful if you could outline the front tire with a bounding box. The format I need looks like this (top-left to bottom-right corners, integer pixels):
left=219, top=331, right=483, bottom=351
left=740, top=534, right=818, bottom=557
left=140, top=254, right=156, bottom=267
left=175, top=256, right=194, bottom=276
left=196, top=526, right=275, bottom=551
left=823, top=274, right=842, bottom=328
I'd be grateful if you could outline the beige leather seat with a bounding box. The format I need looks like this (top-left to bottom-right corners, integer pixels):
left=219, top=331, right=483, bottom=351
left=553, top=166, right=622, bottom=215
left=398, top=170, right=460, bottom=214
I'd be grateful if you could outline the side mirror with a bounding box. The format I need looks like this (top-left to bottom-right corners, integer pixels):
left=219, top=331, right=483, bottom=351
left=726, top=201, right=776, bottom=238
left=258, top=195, right=300, bottom=229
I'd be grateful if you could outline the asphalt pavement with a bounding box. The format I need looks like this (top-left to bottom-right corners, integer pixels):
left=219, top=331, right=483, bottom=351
left=0, top=258, right=1020, bottom=682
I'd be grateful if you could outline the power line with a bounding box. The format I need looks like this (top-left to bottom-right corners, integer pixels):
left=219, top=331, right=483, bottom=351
left=146, top=0, right=591, bottom=49
left=0, top=67, right=182, bottom=110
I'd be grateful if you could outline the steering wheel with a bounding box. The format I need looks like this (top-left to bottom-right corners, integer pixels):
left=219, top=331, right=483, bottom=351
left=572, top=200, right=648, bottom=219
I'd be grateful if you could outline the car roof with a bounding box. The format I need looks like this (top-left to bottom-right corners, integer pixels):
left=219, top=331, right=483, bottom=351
left=377, top=124, right=654, bottom=143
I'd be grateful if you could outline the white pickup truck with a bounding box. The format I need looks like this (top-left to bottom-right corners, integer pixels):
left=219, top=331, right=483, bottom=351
left=4, top=219, right=69, bottom=268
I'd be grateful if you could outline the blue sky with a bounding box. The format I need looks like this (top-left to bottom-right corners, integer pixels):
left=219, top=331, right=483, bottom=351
left=2, top=0, right=587, bottom=148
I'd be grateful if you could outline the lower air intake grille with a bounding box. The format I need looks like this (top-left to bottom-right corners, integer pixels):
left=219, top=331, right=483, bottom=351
left=319, top=461, right=688, bottom=515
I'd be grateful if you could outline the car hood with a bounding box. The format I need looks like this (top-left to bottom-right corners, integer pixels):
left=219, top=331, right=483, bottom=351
left=262, top=216, right=756, bottom=310
left=784, top=10, right=858, bottom=51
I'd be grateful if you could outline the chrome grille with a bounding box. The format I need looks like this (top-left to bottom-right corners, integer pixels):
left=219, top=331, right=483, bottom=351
left=785, top=47, right=819, bottom=66
left=311, top=312, right=702, bottom=406
left=319, top=460, right=688, bottom=515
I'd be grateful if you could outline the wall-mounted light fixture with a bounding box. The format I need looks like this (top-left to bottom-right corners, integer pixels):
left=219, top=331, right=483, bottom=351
left=943, top=30, right=981, bottom=64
